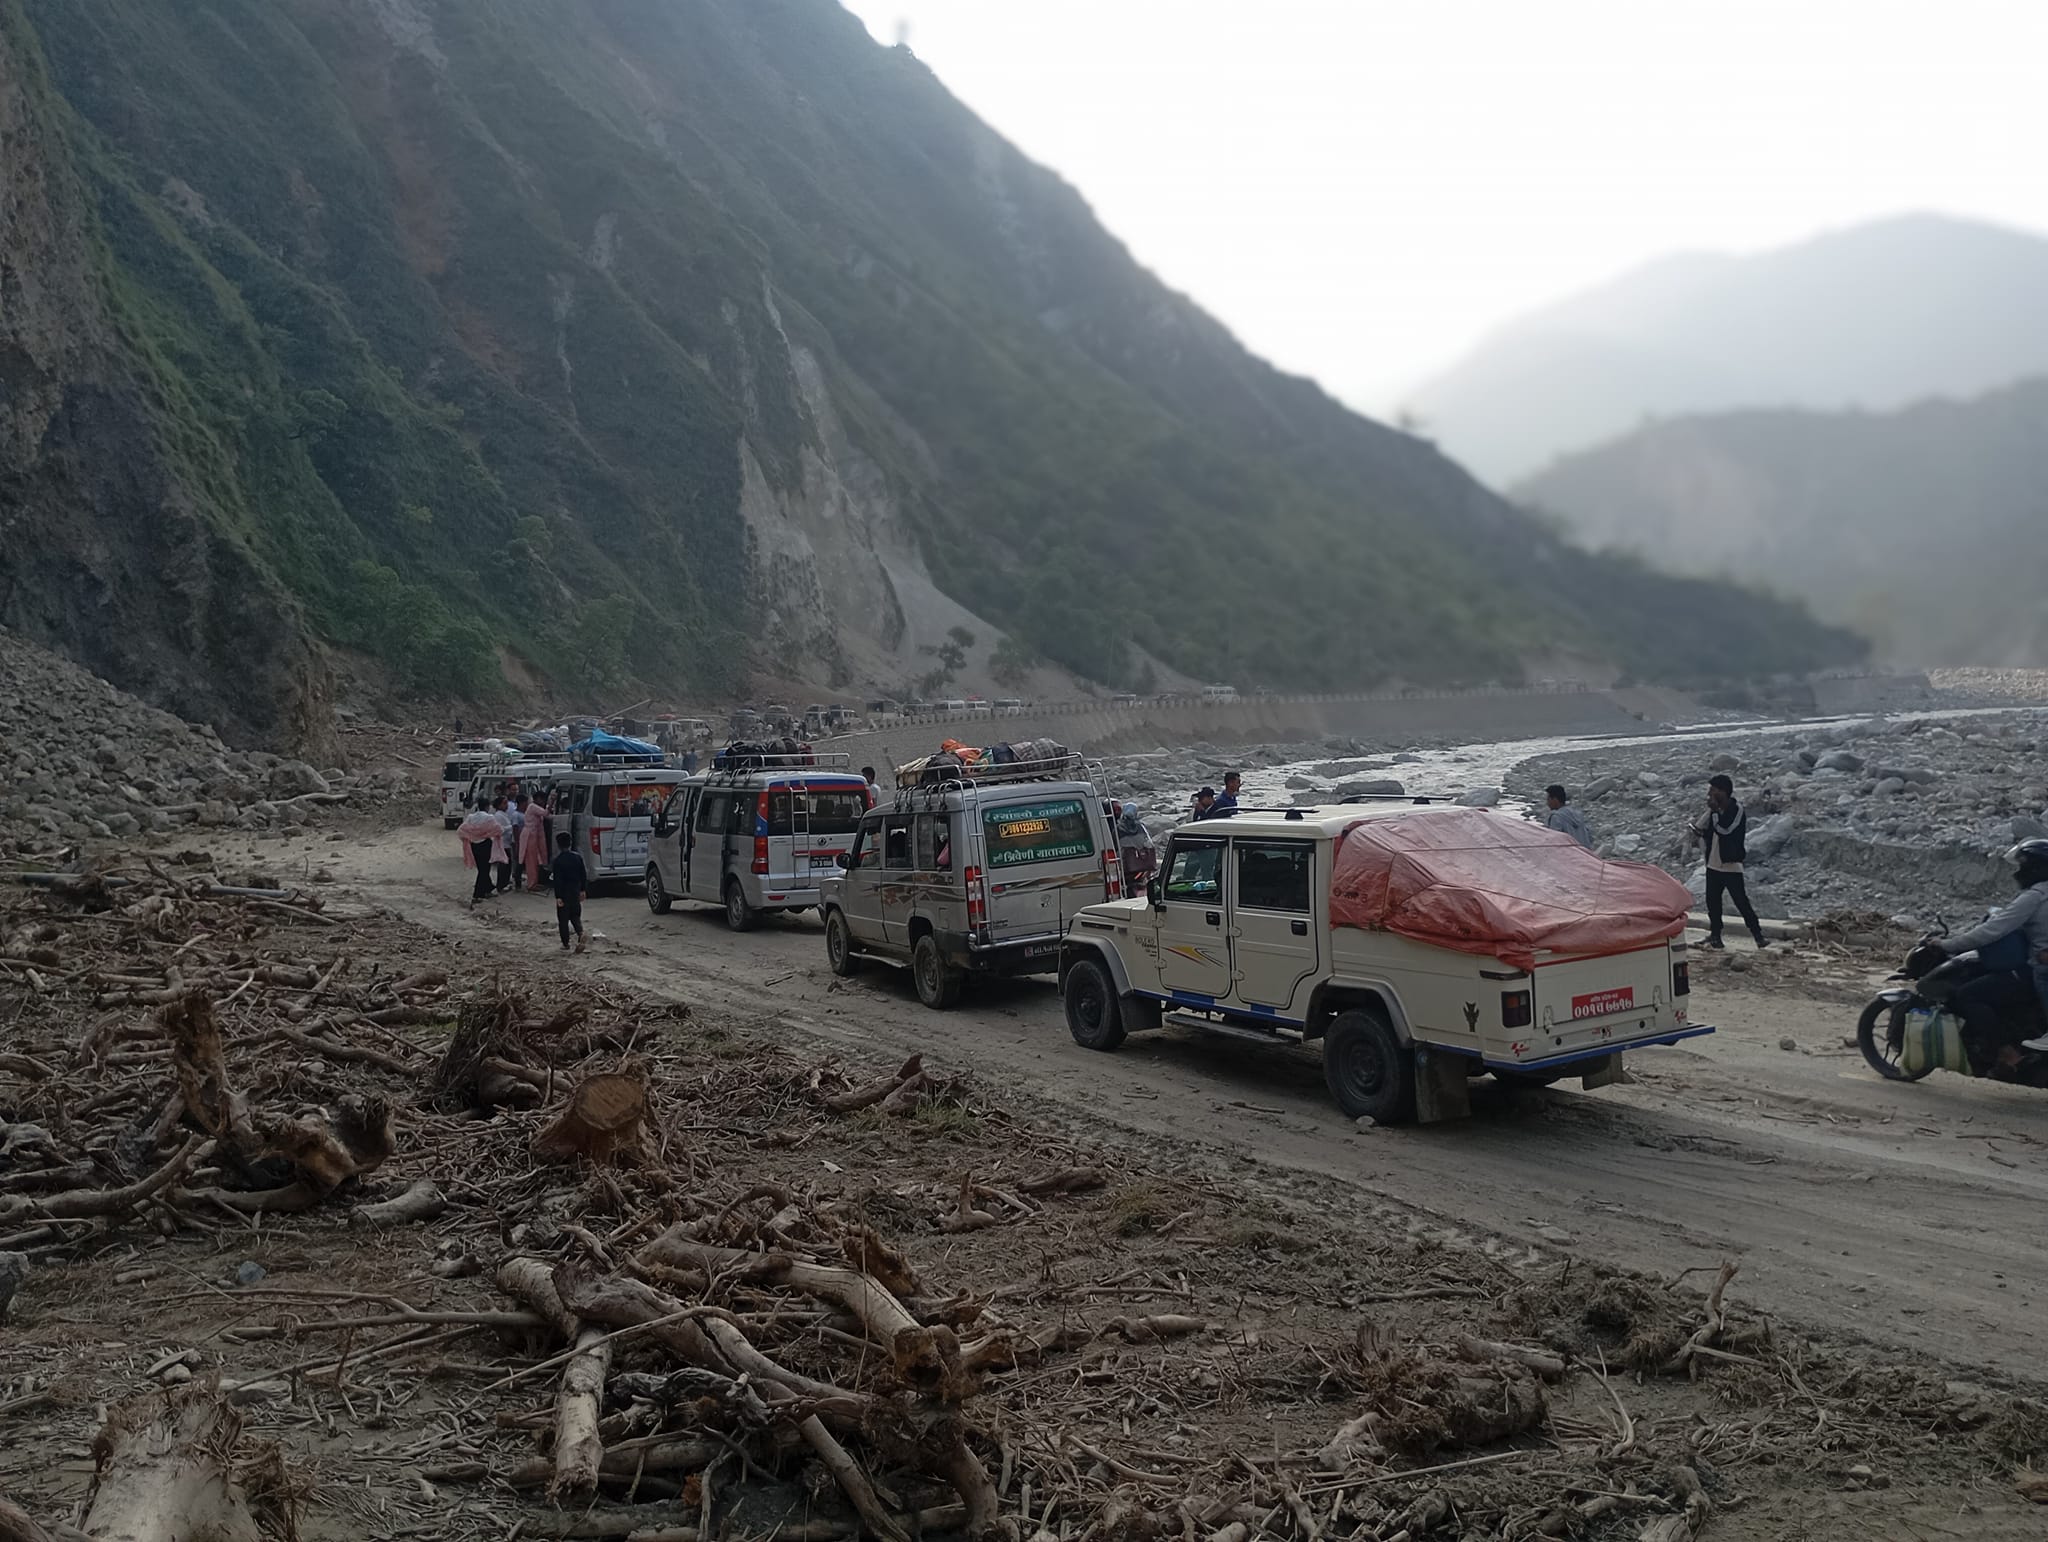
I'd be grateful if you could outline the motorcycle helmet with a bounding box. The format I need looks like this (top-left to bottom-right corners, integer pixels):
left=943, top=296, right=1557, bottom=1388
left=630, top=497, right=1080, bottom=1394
left=2008, top=838, right=2048, bottom=889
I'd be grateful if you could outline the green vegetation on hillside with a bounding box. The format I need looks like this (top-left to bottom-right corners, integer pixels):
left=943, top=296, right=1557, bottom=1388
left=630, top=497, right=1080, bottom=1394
left=11, top=0, right=1860, bottom=715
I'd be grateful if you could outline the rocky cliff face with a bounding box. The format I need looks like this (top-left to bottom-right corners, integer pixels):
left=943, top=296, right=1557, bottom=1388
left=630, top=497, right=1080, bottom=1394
left=0, top=0, right=1859, bottom=743
left=0, top=4, right=331, bottom=749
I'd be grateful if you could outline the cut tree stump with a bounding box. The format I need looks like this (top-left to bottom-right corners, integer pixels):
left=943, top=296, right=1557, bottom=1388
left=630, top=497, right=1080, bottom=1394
left=534, top=1071, right=648, bottom=1166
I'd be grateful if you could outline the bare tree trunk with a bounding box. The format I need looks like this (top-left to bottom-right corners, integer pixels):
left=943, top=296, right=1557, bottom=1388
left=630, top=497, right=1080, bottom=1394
left=551, top=1327, right=612, bottom=1498
left=82, top=1389, right=265, bottom=1542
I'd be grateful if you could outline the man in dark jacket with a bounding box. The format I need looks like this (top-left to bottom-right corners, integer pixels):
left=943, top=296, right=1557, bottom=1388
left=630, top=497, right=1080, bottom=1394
left=551, top=831, right=589, bottom=954
left=1690, top=774, right=1769, bottom=951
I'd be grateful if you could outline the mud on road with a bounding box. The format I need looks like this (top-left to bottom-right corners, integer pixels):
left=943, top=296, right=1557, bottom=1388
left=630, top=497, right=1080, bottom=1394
left=336, top=822, right=2048, bottom=1379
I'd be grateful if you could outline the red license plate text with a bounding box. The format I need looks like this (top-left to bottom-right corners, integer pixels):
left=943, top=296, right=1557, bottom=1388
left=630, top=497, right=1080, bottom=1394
left=1571, top=987, right=1635, bottom=1020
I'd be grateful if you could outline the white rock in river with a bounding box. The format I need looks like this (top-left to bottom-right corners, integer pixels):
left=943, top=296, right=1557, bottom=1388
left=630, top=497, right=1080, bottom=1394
left=1455, top=787, right=1502, bottom=807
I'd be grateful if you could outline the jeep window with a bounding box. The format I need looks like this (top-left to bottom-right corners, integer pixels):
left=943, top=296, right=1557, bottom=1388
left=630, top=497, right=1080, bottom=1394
left=883, top=816, right=913, bottom=869
left=1234, top=841, right=1313, bottom=912
left=916, top=812, right=953, bottom=870
left=982, top=798, right=1095, bottom=868
left=764, top=787, right=867, bottom=836
left=850, top=813, right=884, bottom=869
left=1163, top=838, right=1224, bottom=902
left=567, top=783, right=590, bottom=816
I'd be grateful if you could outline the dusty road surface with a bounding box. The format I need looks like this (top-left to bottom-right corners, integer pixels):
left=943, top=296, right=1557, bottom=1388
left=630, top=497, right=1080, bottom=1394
left=335, top=821, right=2048, bottom=1375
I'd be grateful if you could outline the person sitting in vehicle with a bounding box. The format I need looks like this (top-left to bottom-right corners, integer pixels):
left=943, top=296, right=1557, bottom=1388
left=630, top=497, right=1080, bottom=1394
left=1939, top=839, right=2048, bottom=1066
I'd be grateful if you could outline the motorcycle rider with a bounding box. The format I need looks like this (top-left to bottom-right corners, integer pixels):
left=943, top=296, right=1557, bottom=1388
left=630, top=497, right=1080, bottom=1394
left=1938, top=838, right=2048, bottom=1070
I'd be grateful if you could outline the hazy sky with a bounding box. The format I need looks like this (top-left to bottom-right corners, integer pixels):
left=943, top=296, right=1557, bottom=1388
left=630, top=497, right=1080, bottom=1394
left=838, top=0, right=2048, bottom=410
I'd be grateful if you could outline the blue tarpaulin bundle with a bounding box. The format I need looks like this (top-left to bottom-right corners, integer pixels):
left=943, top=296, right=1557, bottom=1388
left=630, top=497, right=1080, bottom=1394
left=569, top=729, right=665, bottom=763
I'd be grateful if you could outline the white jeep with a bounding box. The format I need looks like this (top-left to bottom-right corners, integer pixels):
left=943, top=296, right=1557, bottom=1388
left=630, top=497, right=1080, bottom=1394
left=1057, top=804, right=1708, bottom=1124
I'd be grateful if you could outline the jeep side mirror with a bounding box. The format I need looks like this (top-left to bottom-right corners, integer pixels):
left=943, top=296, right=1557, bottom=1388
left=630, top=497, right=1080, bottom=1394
left=1147, top=877, right=1164, bottom=910
left=835, top=852, right=851, bottom=869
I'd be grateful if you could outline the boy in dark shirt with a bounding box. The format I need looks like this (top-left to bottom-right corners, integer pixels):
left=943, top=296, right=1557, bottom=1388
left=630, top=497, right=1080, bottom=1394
left=550, top=832, right=589, bottom=953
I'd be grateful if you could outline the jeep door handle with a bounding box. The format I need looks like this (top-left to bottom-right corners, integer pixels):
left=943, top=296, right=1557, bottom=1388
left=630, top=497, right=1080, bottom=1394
left=1291, top=919, right=1308, bottom=936
left=1204, top=911, right=1220, bottom=926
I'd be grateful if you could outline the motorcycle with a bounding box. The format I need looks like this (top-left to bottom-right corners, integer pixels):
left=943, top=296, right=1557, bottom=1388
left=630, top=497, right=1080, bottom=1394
left=1857, top=928, right=2048, bottom=1085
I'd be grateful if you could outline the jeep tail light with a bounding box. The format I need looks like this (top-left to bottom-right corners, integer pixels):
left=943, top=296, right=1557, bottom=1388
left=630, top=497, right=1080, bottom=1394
left=1501, top=990, right=1532, bottom=1029
left=752, top=836, right=770, bottom=875
left=1102, top=845, right=1122, bottom=899
left=965, top=864, right=990, bottom=940
left=1673, top=961, right=1690, bottom=997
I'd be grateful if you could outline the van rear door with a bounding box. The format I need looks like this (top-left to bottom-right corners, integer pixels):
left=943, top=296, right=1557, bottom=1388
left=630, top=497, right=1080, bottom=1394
left=979, top=794, right=1102, bottom=954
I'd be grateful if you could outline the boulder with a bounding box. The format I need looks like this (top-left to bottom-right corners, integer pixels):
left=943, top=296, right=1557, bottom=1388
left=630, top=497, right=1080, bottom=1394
left=1335, top=778, right=1405, bottom=798
left=268, top=760, right=331, bottom=797
left=2013, top=815, right=2048, bottom=843
left=1709, top=752, right=1742, bottom=772
left=1875, top=777, right=1907, bottom=796
left=1816, top=750, right=1865, bottom=773
left=1636, top=771, right=1664, bottom=789
left=1581, top=776, right=1622, bottom=801
left=1284, top=775, right=1314, bottom=791
left=1455, top=787, right=1502, bottom=808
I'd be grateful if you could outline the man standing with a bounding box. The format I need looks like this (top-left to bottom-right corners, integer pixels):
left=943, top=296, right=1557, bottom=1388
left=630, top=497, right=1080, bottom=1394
left=551, top=831, right=589, bottom=953
left=1188, top=787, right=1218, bottom=822
left=861, top=766, right=879, bottom=810
left=506, top=794, right=528, bottom=891
left=1209, top=771, right=1243, bottom=817
left=1542, top=785, right=1594, bottom=848
left=1691, top=774, right=1769, bottom=951
left=491, top=795, right=516, bottom=893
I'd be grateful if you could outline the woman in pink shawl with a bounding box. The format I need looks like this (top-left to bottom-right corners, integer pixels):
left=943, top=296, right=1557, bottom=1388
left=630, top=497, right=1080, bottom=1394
left=457, top=803, right=502, bottom=907
left=518, top=793, right=551, bottom=891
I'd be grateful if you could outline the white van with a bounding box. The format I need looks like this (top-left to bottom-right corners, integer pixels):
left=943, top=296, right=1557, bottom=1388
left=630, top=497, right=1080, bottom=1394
left=1201, top=684, right=1239, bottom=703
left=554, top=763, right=687, bottom=884
left=440, top=741, right=497, bottom=827
left=821, top=752, right=1122, bottom=1008
left=645, top=754, right=869, bottom=930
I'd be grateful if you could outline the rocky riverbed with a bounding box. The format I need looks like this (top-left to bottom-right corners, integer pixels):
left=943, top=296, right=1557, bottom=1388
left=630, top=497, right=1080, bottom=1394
left=0, top=628, right=424, bottom=858
left=1084, top=708, right=2048, bottom=926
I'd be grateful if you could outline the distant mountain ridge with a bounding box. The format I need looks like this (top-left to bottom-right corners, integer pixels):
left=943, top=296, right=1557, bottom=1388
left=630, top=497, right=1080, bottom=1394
left=1409, top=214, right=2048, bottom=484
left=0, top=0, right=1859, bottom=746
left=1517, top=378, right=2048, bottom=667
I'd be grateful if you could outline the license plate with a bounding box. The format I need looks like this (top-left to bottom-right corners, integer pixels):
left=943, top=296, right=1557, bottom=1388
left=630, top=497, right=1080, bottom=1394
left=1571, top=987, right=1635, bottom=1020
left=810, top=852, right=840, bottom=866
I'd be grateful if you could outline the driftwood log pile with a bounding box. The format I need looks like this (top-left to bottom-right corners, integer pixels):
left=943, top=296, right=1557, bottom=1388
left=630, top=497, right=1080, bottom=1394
left=4, top=863, right=2031, bottom=1541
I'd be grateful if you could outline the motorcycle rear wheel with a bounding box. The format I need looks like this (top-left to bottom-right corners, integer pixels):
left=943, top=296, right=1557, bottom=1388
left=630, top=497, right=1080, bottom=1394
left=1857, top=996, right=1935, bottom=1082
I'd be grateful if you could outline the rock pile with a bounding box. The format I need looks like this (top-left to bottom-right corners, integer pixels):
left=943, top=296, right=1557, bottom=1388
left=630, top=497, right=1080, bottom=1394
left=1508, top=711, right=2048, bottom=921
left=0, top=628, right=420, bottom=855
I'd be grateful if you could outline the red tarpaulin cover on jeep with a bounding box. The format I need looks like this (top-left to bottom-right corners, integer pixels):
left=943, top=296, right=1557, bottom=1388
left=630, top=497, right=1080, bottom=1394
left=1328, top=806, right=1692, bottom=970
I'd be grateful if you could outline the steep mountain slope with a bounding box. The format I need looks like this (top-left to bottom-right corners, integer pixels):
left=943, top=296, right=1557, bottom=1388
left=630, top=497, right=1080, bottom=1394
left=1409, top=215, right=2048, bottom=484
left=1518, top=380, right=2048, bottom=666
left=0, top=0, right=1858, bottom=743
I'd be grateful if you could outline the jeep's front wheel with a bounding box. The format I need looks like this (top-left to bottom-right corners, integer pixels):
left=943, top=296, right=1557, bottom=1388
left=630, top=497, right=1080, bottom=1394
left=825, top=909, right=860, bottom=977
left=1063, top=957, right=1126, bottom=1051
left=1323, top=1006, right=1416, bottom=1124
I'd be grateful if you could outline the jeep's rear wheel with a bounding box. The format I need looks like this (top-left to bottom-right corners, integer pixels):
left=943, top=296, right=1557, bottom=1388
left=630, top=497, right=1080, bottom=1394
left=912, top=935, right=963, bottom=1009
left=1323, top=1007, right=1417, bottom=1124
left=825, top=909, right=861, bottom=977
left=1063, top=957, right=1126, bottom=1051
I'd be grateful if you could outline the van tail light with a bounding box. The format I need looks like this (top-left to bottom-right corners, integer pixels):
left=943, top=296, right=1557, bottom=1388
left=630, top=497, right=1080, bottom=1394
left=965, top=864, right=990, bottom=941
left=589, top=829, right=602, bottom=855
left=1673, top=961, right=1690, bottom=997
left=1501, top=990, right=1532, bottom=1028
left=1102, top=845, right=1122, bottom=899
left=752, top=836, right=770, bottom=875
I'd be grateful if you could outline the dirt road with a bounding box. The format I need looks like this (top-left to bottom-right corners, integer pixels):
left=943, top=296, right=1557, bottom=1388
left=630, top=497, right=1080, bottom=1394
left=335, top=821, right=2048, bottom=1376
